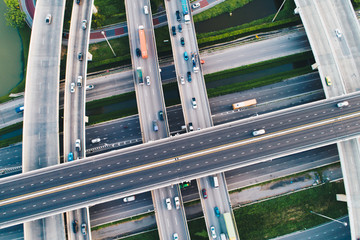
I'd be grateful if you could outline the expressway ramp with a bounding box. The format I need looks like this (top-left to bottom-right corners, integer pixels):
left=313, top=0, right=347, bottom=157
left=21, top=0, right=67, bottom=239
left=295, top=0, right=360, bottom=238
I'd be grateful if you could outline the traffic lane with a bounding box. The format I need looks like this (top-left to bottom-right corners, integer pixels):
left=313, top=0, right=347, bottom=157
left=0, top=144, right=22, bottom=168
left=0, top=224, right=22, bottom=240
left=213, top=91, right=325, bottom=126
left=274, top=216, right=350, bottom=240
left=90, top=144, right=339, bottom=226
left=1, top=115, right=359, bottom=225
left=89, top=191, right=153, bottom=227
left=209, top=73, right=322, bottom=114
left=1, top=95, right=358, bottom=198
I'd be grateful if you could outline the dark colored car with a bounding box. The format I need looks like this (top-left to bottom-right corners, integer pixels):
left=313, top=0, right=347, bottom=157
left=178, top=24, right=182, bottom=32
left=158, top=110, right=164, bottom=121
left=172, top=26, right=176, bottom=36
left=202, top=188, right=207, bottom=199
left=180, top=37, right=185, bottom=46
left=187, top=71, right=192, bottom=82
left=214, top=207, right=220, bottom=217
left=76, top=0, right=81, bottom=4
left=176, top=10, right=181, bottom=22
left=78, top=52, right=83, bottom=61
left=72, top=220, right=79, bottom=233
left=136, top=48, right=141, bottom=57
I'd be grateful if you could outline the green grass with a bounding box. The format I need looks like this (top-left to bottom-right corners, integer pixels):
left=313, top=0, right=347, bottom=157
left=0, top=25, right=31, bottom=104
left=236, top=181, right=347, bottom=240
left=87, top=36, right=131, bottom=72
left=193, top=0, right=253, bottom=22
left=0, top=135, right=22, bottom=148
left=188, top=217, right=208, bottom=240
left=92, top=0, right=125, bottom=28
left=352, top=0, right=360, bottom=9
left=196, top=0, right=300, bottom=47
left=0, top=122, right=23, bottom=135
left=150, top=0, right=165, bottom=14
left=91, top=212, right=154, bottom=231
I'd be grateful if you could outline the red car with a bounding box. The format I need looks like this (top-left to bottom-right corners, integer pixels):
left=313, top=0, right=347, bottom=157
left=202, top=188, right=208, bottom=199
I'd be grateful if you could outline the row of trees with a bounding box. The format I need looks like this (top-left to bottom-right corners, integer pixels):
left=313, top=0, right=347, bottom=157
left=4, top=0, right=26, bottom=28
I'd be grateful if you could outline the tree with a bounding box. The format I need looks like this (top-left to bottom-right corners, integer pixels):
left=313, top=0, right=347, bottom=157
left=4, top=0, right=26, bottom=29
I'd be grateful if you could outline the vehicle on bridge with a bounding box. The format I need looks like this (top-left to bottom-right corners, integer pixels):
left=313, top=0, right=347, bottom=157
left=223, top=212, right=236, bottom=240
left=232, top=98, right=257, bottom=110
left=15, top=106, right=24, bottom=113
left=138, top=25, right=148, bottom=59
left=68, top=152, right=74, bottom=161
left=136, top=67, right=144, bottom=85
left=180, top=0, right=191, bottom=23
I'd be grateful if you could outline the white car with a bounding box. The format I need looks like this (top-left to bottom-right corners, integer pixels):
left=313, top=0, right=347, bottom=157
left=174, top=196, right=180, bottom=209
left=173, top=233, right=179, bottom=240
left=82, top=20, right=87, bottom=30
left=210, top=226, right=217, bottom=239
left=77, top=76, right=82, bottom=87
left=146, top=76, right=150, bottom=85
left=192, top=3, right=200, bottom=9
left=180, top=76, right=185, bottom=85
left=191, top=97, right=197, bottom=109
left=86, top=84, right=94, bottom=90
left=144, top=5, right=149, bottom=15
left=91, top=138, right=101, bottom=144
left=337, top=101, right=349, bottom=108
left=70, top=82, right=75, bottom=93
left=166, top=198, right=172, bottom=210
left=75, top=139, right=81, bottom=152
left=252, top=129, right=265, bottom=136
left=335, top=29, right=342, bottom=38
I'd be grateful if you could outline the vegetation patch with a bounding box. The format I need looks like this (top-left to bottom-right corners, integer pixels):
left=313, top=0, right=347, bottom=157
left=352, top=0, right=360, bottom=9
left=0, top=135, right=22, bottom=148
left=188, top=217, right=208, bottom=240
left=92, top=0, right=126, bottom=28
left=235, top=181, right=347, bottom=240
left=91, top=212, right=154, bottom=231
left=196, top=0, right=300, bottom=47
left=193, top=0, right=253, bottom=22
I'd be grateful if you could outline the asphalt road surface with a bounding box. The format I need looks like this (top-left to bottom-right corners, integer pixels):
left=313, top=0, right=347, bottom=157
left=0, top=93, right=359, bottom=227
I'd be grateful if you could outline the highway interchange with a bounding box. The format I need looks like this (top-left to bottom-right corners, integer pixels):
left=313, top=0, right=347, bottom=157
left=0, top=0, right=357, bottom=238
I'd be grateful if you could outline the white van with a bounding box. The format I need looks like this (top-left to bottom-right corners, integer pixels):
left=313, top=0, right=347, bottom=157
left=220, top=233, right=227, bottom=240
left=213, top=176, right=219, bottom=188
left=252, top=129, right=265, bottom=136
left=144, top=5, right=149, bottom=15
left=123, top=196, right=135, bottom=202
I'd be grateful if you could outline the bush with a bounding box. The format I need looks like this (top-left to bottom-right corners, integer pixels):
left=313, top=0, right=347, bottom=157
left=4, top=0, right=26, bottom=28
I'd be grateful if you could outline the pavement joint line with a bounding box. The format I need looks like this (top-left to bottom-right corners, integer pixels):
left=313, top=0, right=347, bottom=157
left=1, top=110, right=359, bottom=207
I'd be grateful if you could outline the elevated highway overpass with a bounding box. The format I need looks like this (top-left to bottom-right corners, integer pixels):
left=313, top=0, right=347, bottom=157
left=295, top=0, right=360, bottom=237
left=1, top=93, right=360, bottom=228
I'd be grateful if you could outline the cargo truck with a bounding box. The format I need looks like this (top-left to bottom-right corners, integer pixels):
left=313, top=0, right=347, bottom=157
left=138, top=25, right=148, bottom=59
left=223, top=212, right=236, bottom=240
left=232, top=99, right=257, bottom=110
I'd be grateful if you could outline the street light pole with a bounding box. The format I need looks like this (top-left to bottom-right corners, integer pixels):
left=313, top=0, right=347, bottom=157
left=272, top=0, right=287, bottom=22
left=101, top=31, right=116, bottom=57
left=310, top=211, right=348, bottom=227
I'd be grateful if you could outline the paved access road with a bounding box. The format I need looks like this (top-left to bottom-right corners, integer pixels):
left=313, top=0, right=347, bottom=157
left=0, top=93, right=360, bottom=227
left=273, top=216, right=350, bottom=240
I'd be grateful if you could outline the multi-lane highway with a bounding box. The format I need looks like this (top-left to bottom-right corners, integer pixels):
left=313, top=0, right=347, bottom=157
left=1, top=93, right=360, bottom=228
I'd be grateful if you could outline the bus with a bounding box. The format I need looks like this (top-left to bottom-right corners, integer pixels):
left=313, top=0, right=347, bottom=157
left=232, top=99, right=257, bottom=110
left=180, top=0, right=190, bottom=23
left=138, top=25, right=148, bottom=59
left=223, top=212, right=237, bottom=240
left=136, top=67, right=144, bottom=85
